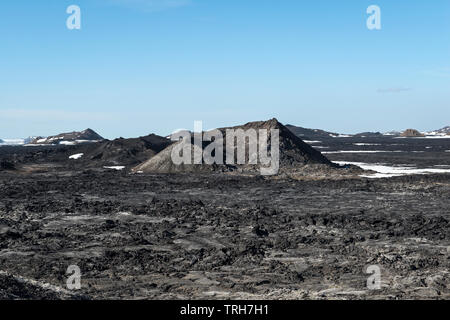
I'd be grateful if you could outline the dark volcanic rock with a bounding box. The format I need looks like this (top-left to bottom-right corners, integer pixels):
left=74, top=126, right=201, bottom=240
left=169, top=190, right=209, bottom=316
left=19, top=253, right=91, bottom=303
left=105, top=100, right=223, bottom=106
left=0, top=134, right=172, bottom=168
left=0, top=170, right=448, bottom=299
left=0, top=160, right=15, bottom=171
left=233, top=118, right=332, bottom=165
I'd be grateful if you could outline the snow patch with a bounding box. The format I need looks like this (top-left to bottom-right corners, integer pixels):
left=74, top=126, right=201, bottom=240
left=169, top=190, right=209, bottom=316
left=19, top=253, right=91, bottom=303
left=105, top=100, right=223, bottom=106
left=330, top=134, right=352, bottom=138
left=334, top=161, right=450, bottom=178
left=75, top=139, right=100, bottom=144
left=420, top=135, right=450, bottom=139
left=60, top=141, right=76, bottom=146
left=396, top=136, right=450, bottom=139
left=323, top=150, right=404, bottom=154
left=104, top=166, right=125, bottom=171
left=69, top=153, right=84, bottom=160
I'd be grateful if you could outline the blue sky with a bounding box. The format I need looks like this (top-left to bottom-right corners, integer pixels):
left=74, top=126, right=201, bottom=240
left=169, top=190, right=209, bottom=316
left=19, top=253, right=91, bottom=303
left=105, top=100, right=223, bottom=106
left=0, top=0, right=449, bottom=139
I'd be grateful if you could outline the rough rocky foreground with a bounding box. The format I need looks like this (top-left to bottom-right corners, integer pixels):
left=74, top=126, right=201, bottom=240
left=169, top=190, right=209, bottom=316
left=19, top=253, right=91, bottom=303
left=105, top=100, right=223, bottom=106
left=0, top=167, right=448, bottom=299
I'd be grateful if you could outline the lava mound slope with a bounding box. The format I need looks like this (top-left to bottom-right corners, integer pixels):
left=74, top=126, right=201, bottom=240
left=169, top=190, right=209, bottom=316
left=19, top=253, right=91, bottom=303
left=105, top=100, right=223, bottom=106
left=133, top=119, right=344, bottom=175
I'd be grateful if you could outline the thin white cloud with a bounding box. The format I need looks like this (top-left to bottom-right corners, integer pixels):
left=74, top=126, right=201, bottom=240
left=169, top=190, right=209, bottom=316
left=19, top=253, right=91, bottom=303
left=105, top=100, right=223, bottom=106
left=377, top=87, right=412, bottom=93
left=103, top=0, right=191, bottom=12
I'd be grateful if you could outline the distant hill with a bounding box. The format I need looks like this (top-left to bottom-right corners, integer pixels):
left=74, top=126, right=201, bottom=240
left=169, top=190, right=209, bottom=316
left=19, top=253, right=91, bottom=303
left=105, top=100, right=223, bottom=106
left=401, top=129, right=425, bottom=137
left=24, top=137, right=37, bottom=144
left=30, top=129, right=104, bottom=145
left=354, top=132, right=383, bottom=137
left=285, top=125, right=341, bottom=140
left=6, top=133, right=172, bottom=167
left=383, top=130, right=401, bottom=136
left=84, top=134, right=172, bottom=166
left=0, top=139, right=24, bottom=146
left=427, top=126, right=450, bottom=136
left=0, top=137, right=37, bottom=146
